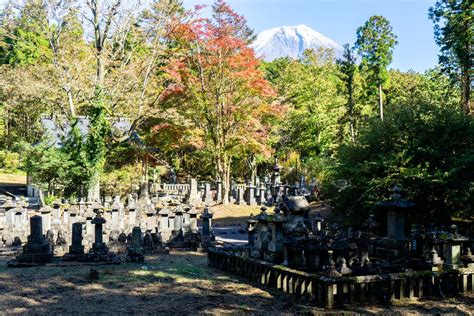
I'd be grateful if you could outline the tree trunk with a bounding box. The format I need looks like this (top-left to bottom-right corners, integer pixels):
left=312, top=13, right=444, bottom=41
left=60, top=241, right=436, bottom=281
left=140, top=153, right=149, bottom=200
left=462, top=74, right=471, bottom=114
left=349, top=95, right=355, bottom=143
left=216, top=152, right=231, bottom=205
left=222, top=160, right=231, bottom=205
left=378, top=82, right=384, bottom=120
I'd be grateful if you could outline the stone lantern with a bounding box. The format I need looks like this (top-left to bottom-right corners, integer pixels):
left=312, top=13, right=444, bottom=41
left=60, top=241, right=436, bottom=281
left=254, top=207, right=269, bottom=253
left=247, top=214, right=258, bottom=247
left=441, top=224, right=468, bottom=271
left=90, top=208, right=107, bottom=254
left=200, top=206, right=214, bottom=246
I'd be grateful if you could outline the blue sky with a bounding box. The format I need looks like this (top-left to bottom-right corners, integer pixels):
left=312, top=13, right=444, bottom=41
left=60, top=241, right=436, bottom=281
left=183, top=0, right=440, bottom=72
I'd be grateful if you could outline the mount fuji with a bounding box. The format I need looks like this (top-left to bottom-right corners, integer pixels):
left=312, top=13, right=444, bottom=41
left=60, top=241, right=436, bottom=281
left=251, top=24, right=343, bottom=61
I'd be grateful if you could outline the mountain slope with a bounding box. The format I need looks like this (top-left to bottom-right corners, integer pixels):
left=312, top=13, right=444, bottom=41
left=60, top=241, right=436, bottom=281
left=251, top=24, right=343, bottom=61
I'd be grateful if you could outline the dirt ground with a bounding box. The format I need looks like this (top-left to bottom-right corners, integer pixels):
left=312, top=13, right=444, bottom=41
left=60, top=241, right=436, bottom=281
left=0, top=251, right=473, bottom=315
left=208, top=201, right=332, bottom=227
left=209, top=204, right=267, bottom=226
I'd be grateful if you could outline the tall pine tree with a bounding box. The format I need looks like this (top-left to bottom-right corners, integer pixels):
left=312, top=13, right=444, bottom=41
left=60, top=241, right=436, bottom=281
left=429, top=0, right=473, bottom=114
left=355, top=16, right=397, bottom=120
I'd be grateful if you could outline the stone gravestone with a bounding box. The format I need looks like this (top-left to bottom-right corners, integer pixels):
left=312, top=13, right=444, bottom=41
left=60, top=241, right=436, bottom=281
left=110, top=198, right=123, bottom=233
left=203, top=183, right=213, bottom=204
left=258, top=185, right=266, bottom=205
left=255, top=177, right=260, bottom=197
left=39, top=206, right=53, bottom=234
left=187, top=178, right=201, bottom=206
left=126, top=227, right=144, bottom=262
left=377, top=186, right=414, bottom=241
left=126, top=199, right=137, bottom=232
left=187, top=207, right=199, bottom=233
left=51, top=201, right=62, bottom=233
left=247, top=184, right=257, bottom=206
left=10, top=216, right=53, bottom=266
left=230, top=180, right=237, bottom=203
left=237, top=188, right=245, bottom=206
left=216, top=180, right=222, bottom=203
left=158, top=207, right=172, bottom=243
left=64, top=222, right=85, bottom=260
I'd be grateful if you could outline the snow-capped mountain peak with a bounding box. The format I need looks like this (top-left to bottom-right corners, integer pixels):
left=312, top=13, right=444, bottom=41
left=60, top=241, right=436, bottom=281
left=251, top=24, right=342, bottom=61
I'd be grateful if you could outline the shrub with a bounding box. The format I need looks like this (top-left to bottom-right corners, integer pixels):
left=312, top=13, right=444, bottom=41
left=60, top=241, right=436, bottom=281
left=323, top=103, right=474, bottom=225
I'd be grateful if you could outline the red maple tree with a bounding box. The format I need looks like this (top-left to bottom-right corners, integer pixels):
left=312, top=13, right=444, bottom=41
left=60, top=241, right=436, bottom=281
left=163, top=0, right=280, bottom=204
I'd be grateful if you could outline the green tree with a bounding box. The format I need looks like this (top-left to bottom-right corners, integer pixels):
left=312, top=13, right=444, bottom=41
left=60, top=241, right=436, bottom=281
left=385, top=68, right=460, bottom=109
left=337, top=44, right=358, bottom=142
left=0, top=0, right=51, bottom=65
left=268, top=49, right=345, bottom=179
left=355, top=15, right=398, bottom=120
left=429, top=0, right=473, bottom=114
left=165, top=0, right=277, bottom=204
left=324, top=103, right=474, bottom=225
left=25, top=144, right=74, bottom=196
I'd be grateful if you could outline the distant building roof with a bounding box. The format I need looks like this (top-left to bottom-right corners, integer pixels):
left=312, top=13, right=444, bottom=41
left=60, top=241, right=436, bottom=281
left=40, top=116, right=132, bottom=147
left=40, top=116, right=160, bottom=154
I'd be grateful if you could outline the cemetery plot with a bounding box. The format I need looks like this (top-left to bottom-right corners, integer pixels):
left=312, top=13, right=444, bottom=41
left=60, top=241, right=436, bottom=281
left=0, top=251, right=472, bottom=314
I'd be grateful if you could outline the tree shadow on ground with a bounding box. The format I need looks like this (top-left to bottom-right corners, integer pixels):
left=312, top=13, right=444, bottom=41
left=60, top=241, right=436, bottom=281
left=0, top=252, right=472, bottom=315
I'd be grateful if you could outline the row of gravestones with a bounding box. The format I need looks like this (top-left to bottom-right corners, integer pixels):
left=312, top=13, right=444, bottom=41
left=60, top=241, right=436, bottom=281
left=151, top=175, right=317, bottom=206
left=242, top=195, right=474, bottom=276
left=0, top=196, right=214, bottom=252
left=186, top=178, right=315, bottom=207
left=10, top=213, right=150, bottom=266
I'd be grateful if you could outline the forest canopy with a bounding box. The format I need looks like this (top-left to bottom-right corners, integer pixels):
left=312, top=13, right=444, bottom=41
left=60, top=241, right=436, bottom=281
left=0, top=0, right=472, bottom=219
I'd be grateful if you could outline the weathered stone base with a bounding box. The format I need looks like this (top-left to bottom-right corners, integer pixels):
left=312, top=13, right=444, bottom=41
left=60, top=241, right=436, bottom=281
left=263, top=250, right=283, bottom=263
left=8, top=252, right=54, bottom=267
left=126, top=248, right=145, bottom=263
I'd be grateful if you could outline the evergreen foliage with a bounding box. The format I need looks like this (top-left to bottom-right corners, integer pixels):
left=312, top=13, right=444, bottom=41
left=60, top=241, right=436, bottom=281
left=429, top=0, right=473, bottom=113
left=324, top=103, right=474, bottom=224
left=355, top=15, right=398, bottom=120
